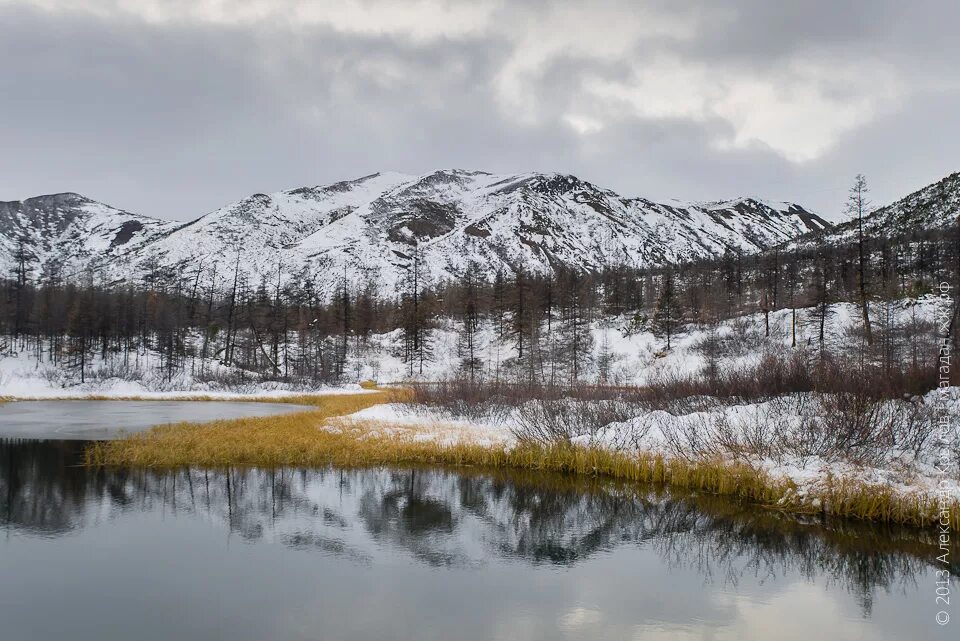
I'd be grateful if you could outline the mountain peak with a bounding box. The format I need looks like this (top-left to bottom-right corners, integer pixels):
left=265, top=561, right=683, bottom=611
left=16, top=192, right=90, bottom=206
left=0, top=190, right=175, bottom=279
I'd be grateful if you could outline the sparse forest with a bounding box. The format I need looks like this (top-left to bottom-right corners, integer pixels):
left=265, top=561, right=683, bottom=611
left=2, top=215, right=958, bottom=392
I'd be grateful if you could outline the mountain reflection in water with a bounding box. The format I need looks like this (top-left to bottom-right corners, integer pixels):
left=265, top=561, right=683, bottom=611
left=1, top=438, right=956, bottom=641
left=4, top=441, right=954, bottom=583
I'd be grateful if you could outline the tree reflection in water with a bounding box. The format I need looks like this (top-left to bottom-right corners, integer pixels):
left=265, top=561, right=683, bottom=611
left=2, top=438, right=956, bottom=616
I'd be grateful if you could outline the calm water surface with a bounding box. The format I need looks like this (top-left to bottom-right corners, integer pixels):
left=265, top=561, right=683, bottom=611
left=0, top=405, right=957, bottom=640
left=0, top=400, right=312, bottom=439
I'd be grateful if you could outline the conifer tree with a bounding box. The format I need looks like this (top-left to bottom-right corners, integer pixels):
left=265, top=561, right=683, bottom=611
left=652, top=268, right=682, bottom=350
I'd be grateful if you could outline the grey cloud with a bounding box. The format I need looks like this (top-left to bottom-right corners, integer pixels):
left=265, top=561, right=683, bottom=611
left=678, top=0, right=959, bottom=62
left=0, top=0, right=956, bottom=223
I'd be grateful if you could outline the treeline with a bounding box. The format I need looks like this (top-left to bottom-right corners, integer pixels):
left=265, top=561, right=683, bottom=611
left=1, top=220, right=958, bottom=387
left=0, top=260, right=394, bottom=384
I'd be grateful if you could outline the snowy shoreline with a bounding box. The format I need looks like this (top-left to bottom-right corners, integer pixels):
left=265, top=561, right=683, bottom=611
left=337, top=393, right=960, bottom=508
left=0, top=349, right=377, bottom=400
left=0, top=385, right=375, bottom=401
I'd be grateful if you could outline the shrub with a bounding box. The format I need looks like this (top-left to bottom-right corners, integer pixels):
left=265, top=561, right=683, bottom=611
left=511, top=396, right=649, bottom=446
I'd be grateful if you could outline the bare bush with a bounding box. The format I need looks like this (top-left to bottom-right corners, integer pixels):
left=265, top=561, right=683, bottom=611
left=38, top=365, right=68, bottom=387
left=193, top=367, right=258, bottom=389
left=89, top=360, right=145, bottom=383
left=413, top=347, right=940, bottom=424
left=727, top=316, right=766, bottom=354
left=782, top=394, right=933, bottom=465
left=511, top=395, right=650, bottom=448
left=715, top=395, right=796, bottom=460
left=654, top=390, right=935, bottom=467
left=411, top=378, right=654, bottom=422
left=655, top=411, right=724, bottom=460
left=410, top=379, right=562, bottom=422
left=641, top=349, right=936, bottom=409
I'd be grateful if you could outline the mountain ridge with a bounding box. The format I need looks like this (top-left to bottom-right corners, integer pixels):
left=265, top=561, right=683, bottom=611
left=2, top=168, right=845, bottom=294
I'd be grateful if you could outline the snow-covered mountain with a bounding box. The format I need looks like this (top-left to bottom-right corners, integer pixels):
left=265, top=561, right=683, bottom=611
left=2, top=170, right=830, bottom=294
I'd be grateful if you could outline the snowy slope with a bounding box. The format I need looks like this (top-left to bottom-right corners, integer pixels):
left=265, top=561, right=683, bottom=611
left=793, top=170, right=960, bottom=249
left=864, top=170, right=960, bottom=232
left=3, top=170, right=831, bottom=294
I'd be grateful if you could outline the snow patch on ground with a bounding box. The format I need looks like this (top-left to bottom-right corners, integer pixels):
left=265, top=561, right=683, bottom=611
left=0, top=350, right=372, bottom=399
left=331, top=403, right=512, bottom=448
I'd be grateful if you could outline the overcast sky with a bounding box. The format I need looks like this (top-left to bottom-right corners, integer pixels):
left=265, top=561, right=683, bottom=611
left=1, top=0, right=957, bottom=222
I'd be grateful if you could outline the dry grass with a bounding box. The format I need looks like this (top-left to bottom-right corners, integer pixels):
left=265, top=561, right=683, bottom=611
left=85, top=389, right=401, bottom=466
left=85, top=389, right=960, bottom=531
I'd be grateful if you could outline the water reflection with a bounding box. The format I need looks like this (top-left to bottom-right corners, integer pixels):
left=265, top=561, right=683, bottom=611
left=2, top=438, right=955, bottom=611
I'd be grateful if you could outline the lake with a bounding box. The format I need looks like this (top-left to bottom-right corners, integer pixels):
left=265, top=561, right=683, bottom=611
left=0, top=403, right=956, bottom=640
left=0, top=400, right=312, bottom=439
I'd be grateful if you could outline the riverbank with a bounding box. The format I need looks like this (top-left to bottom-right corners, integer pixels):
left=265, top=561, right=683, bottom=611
left=84, top=389, right=960, bottom=531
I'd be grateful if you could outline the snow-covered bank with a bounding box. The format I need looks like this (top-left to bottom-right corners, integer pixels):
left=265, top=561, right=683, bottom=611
left=336, top=388, right=960, bottom=507
left=0, top=350, right=373, bottom=400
